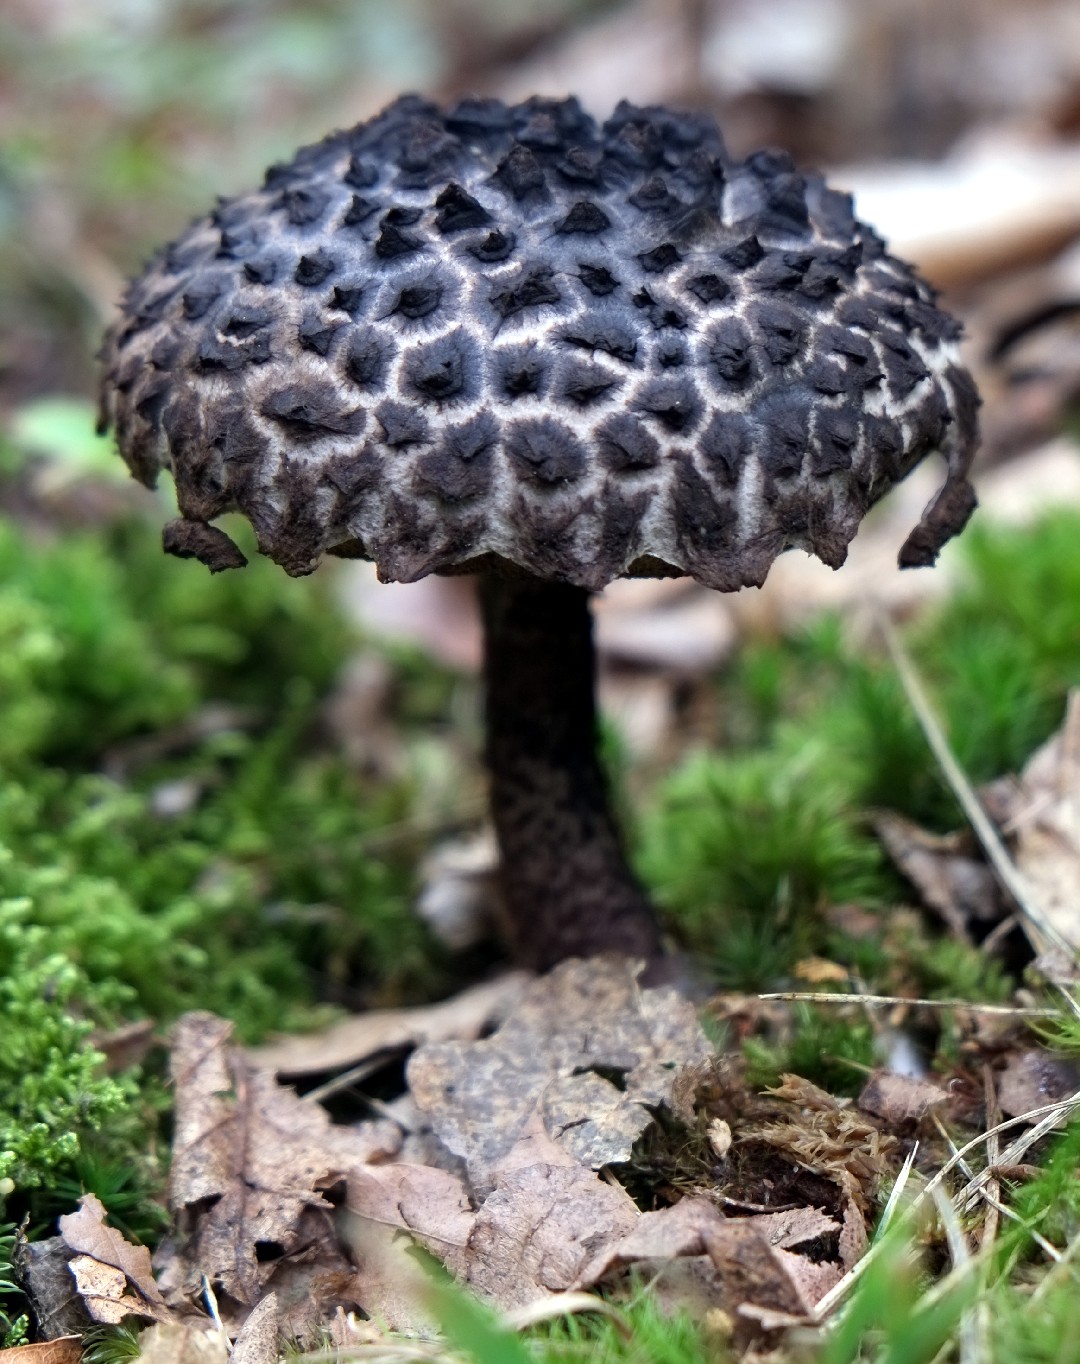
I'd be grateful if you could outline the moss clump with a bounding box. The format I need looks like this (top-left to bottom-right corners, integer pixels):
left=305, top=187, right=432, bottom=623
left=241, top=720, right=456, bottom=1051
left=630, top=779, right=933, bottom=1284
left=639, top=746, right=885, bottom=990
left=0, top=900, right=132, bottom=1199
left=0, top=514, right=347, bottom=768
left=742, top=1002, right=876, bottom=1097
left=0, top=692, right=443, bottom=1043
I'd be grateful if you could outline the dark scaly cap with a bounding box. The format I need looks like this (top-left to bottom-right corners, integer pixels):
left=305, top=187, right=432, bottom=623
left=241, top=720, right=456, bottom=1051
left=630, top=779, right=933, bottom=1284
left=99, top=95, right=979, bottom=589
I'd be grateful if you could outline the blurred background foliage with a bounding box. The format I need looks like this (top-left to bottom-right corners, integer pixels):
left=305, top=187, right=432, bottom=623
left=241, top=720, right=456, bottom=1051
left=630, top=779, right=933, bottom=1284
left=6, top=0, right=1080, bottom=408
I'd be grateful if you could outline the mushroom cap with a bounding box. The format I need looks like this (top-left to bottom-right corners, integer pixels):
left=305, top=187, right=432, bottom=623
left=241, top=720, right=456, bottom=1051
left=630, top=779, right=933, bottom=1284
left=100, top=95, right=979, bottom=591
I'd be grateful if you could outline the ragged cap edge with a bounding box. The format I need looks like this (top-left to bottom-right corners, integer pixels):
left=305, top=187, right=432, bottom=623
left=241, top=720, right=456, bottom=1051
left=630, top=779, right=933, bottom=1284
left=897, top=361, right=981, bottom=569
left=163, top=517, right=248, bottom=572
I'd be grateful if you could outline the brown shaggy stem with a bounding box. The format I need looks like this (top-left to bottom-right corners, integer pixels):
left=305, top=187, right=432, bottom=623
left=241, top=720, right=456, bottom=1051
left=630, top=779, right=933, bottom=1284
left=480, top=573, right=662, bottom=969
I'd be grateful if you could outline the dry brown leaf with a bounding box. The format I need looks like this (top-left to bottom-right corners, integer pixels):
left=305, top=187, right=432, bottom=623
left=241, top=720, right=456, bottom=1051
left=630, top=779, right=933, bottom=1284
left=340, top=1156, right=475, bottom=1329
left=407, top=957, right=711, bottom=1190
left=247, top=973, right=529, bottom=1077
left=17, top=1239, right=89, bottom=1341
left=592, top=579, right=736, bottom=671
left=163, top=1012, right=398, bottom=1312
left=874, top=811, right=1003, bottom=938
left=346, top=1163, right=475, bottom=1270
left=858, top=1071, right=950, bottom=1125
left=576, top=1195, right=722, bottom=1283
left=793, top=957, right=850, bottom=985
left=0, top=1339, right=82, bottom=1364
left=838, top=1197, right=870, bottom=1271
left=749, top=1207, right=842, bottom=1252
left=575, top=1197, right=841, bottom=1319
left=230, top=1292, right=279, bottom=1364
left=338, top=1210, right=439, bottom=1334
left=58, top=1195, right=170, bottom=1324
left=997, top=1049, right=1080, bottom=1119
left=1004, top=692, right=1080, bottom=951
left=137, top=1323, right=229, bottom=1364
left=88, top=1020, right=156, bottom=1074
left=465, top=1163, right=639, bottom=1310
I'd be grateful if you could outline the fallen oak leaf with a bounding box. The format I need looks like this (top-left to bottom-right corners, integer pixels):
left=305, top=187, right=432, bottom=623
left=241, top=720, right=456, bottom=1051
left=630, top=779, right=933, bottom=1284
left=874, top=811, right=1003, bottom=940
left=230, top=1292, right=279, bottom=1364
left=247, top=973, right=530, bottom=1078
left=1002, top=692, right=1080, bottom=952
left=407, top=956, right=711, bottom=1191
left=463, top=1163, right=639, bottom=1311
left=342, top=1164, right=475, bottom=1332
left=58, top=1195, right=170, bottom=1324
left=346, top=1163, right=475, bottom=1269
left=858, top=1070, right=950, bottom=1126
left=997, top=1049, right=1080, bottom=1119
left=162, top=1011, right=400, bottom=1312
left=574, top=1197, right=842, bottom=1318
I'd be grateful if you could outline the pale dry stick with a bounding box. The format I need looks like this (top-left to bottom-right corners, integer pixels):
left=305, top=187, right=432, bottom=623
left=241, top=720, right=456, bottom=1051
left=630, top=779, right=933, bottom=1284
left=981, top=1065, right=1002, bottom=1249
left=919, top=1090, right=1080, bottom=1215
left=202, top=1275, right=229, bottom=1352
left=877, top=611, right=1080, bottom=1018
left=930, top=1112, right=1060, bottom=1260
left=758, top=991, right=1057, bottom=1017
left=929, top=1184, right=982, bottom=1364
left=1031, top=1227, right=1080, bottom=1302
left=503, top=1292, right=631, bottom=1336
left=304, top=1055, right=395, bottom=1105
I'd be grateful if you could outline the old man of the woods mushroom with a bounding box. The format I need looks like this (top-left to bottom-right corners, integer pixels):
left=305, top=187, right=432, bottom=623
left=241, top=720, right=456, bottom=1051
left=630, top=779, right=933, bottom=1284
left=99, top=95, right=979, bottom=971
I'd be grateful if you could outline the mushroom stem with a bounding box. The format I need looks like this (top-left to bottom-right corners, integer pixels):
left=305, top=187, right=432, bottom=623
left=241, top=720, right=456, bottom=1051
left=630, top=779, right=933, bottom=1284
left=480, top=573, right=662, bottom=969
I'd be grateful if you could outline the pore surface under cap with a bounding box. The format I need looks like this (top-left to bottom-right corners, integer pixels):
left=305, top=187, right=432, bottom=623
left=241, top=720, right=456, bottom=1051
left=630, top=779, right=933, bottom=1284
left=100, top=95, right=979, bottom=589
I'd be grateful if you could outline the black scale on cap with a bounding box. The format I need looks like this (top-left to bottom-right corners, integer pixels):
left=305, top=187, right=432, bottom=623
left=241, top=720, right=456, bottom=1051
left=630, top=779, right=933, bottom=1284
left=100, top=95, right=979, bottom=589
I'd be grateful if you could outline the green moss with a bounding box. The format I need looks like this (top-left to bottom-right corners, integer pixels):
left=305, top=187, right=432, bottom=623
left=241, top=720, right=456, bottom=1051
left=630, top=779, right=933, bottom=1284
left=0, top=723, right=441, bottom=1040
left=0, top=900, right=133, bottom=1198
left=640, top=747, right=885, bottom=989
left=0, top=514, right=350, bottom=767
left=988, top=1280, right=1080, bottom=1363
left=742, top=1002, right=876, bottom=1097
left=1000, top=1120, right=1080, bottom=1260
left=0, top=500, right=462, bottom=1215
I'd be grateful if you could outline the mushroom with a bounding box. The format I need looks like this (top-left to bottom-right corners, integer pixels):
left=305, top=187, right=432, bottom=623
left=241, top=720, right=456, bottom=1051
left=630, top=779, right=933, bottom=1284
left=99, top=95, right=979, bottom=971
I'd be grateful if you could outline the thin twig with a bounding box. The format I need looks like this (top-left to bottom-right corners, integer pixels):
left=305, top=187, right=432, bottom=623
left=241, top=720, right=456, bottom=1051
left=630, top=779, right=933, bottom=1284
left=919, top=1091, right=1080, bottom=1215
left=980, top=1065, right=1002, bottom=1249
left=758, top=991, right=1056, bottom=1017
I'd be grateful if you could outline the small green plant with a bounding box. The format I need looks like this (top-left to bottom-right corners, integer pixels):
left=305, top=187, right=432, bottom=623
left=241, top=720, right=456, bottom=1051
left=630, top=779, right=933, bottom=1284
left=81, top=1324, right=143, bottom=1364
left=0, top=1221, right=26, bottom=1346
left=999, top=1119, right=1080, bottom=1261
